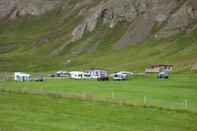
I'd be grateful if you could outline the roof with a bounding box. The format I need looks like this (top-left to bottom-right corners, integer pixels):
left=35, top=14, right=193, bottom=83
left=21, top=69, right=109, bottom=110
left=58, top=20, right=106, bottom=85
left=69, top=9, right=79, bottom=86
left=69, top=71, right=85, bottom=74
left=86, top=68, right=107, bottom=71
left=148, top=64, right=174, bottom=68
left=15, top=72, right=31, bottom=76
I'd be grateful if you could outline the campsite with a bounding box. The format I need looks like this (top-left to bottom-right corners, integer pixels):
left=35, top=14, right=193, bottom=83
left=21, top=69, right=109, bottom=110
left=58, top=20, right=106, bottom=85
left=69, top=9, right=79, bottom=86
left=1, top=0, right=197, bottom=130
left=1, top=65, right=197, bottom=131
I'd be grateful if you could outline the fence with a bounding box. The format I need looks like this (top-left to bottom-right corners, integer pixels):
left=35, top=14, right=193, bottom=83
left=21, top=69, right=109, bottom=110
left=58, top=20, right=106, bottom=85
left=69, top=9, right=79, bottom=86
left=0, top=72, right=13, bottom=81
left=0, top=87, right=196, bottom=112
left=109, top=92, right=195, bottom=112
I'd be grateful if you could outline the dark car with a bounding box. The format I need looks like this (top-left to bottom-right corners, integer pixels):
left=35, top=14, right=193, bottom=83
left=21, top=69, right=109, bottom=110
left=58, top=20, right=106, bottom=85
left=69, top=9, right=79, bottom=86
left=97, top=75, right=109, bottom=81
left=49, top=74, right=56, bottom=77
left=35, top=76, right=44, bottom=82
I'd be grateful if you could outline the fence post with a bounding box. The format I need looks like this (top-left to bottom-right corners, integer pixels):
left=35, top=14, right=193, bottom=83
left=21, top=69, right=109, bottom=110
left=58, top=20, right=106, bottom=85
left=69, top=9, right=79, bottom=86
left=119, top=100, right=122, bottom=106
left=112, top=92, right=115, bottom=100
left=144, top=96, right=147, bottom=106
left=184, top=99, right=188, bottom=109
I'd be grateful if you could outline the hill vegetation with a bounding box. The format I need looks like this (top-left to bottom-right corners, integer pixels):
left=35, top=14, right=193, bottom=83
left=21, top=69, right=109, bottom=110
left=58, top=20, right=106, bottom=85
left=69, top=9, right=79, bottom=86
left=0, top=0, right=197, bottom=72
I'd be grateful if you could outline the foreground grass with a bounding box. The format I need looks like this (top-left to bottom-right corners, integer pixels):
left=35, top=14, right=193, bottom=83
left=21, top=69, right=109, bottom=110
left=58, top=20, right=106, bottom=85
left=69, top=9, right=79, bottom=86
left=0, top=92, right=197, bottom=131
left=1, top=73, right=197, bottom=112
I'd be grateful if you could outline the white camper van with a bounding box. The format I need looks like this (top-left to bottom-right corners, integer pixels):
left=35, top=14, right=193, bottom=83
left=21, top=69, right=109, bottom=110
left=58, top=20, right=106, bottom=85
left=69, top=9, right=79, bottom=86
left=112, top=72, right=129, bottom=81
left=86, top=69, right=108, bottom=79
left=14, top=72, right=32, bottom=82
left=69, top=71, right=91, bottom=80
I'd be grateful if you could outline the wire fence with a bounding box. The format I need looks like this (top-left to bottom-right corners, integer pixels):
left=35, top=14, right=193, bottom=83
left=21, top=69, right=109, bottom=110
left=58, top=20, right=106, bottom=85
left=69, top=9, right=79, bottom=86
left=0, top=72, right=13, bottom=81
left=108, top=92, right=196, bottom=112
left=0, top=87, right=196, bottom=113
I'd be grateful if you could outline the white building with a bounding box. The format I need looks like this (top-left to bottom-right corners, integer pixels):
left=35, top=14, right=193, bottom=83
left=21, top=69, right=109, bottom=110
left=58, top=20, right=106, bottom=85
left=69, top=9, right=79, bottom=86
left=14, top=72, right=32, bottom=82
left=145, top=65, right=173, bottom=73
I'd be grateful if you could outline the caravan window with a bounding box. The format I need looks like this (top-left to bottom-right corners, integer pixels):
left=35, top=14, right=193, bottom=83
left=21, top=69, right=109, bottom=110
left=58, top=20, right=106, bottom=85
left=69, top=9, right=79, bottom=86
left=114, top=74, right=118, bottom=77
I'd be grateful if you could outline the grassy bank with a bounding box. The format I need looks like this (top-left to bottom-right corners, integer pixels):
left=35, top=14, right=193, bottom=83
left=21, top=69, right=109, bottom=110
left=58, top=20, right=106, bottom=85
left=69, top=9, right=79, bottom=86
left=0, top=92, right=197, bottom=131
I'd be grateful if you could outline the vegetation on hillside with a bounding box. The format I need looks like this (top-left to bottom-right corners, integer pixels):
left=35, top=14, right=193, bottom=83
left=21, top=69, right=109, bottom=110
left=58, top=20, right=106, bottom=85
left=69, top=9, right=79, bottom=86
left=0, top=2, right=197, bottom=72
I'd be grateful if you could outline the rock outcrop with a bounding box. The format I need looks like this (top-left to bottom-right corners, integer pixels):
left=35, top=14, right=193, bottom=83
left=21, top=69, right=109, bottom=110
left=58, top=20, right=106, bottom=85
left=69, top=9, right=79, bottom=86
left=1, top=0, right=197, bottom=48
left=0, top=0, right=17, bottom=20
left=192, top=63, right=197, bottom=70
left=72, top=0, right=197, bottom=48
left=0, top=0, right=62, bottom=20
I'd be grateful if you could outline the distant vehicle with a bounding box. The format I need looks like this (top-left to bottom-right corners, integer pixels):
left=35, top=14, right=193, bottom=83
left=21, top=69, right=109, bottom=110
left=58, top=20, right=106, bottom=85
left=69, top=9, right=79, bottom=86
left=14, top=72, right=32, bottom=82
left=49, top=71, right=70, bottom=78
left=69, top=71, right=91, bottom=80
left=35, top=75, right=44, bottom=82
left=112, top=73, right=128, bottom=81
left=86, top=68, right=108, bottom=79
left=118, top=71, right=134, bottom=76
left=97, top=75, right=109, bottom=81
left=157, top=69, right=169, bottom=79
left=56, top=71, right=70, bottom=77
left=48, top=74, right=56, bottom=77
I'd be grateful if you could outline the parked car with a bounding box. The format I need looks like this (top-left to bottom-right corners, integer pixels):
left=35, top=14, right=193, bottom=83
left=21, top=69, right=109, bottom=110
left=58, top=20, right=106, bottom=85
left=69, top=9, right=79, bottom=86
left=35, top=75, right=44, bottom=82
left=48, top=74, right=56, bottom=77
left=118, top=71, right=134, bottom=76
left=157, top=70, right=169, bottom=79
left=97, top=75, right=109, bottom=81
left=112, top=73, right=128, bottom=81
left=56, top=71, right=70, bottom=77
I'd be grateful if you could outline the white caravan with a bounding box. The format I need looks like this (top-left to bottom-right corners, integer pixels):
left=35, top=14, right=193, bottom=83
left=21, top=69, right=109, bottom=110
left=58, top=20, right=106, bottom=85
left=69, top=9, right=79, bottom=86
left=69, top=71, right=91, bottom=80
left=14, top=72, right=32, bottom=82
left=86, top=69, right=108, bottom=79
left=112, top=72, right=129, bottom=81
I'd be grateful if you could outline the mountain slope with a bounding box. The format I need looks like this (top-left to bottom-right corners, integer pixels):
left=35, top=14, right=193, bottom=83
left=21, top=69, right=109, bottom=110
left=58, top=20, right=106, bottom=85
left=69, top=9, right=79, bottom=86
left=0, top=0, right=197, bottom=72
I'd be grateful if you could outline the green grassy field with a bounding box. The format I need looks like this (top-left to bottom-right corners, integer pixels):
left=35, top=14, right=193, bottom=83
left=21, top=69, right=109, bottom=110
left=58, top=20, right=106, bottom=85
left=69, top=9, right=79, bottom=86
left=1, top=73, right=197, bottom=111
left=1, top=92, right=197, bottom=131
left=0, top=73, right=197, bottom=130
left=0, top=1, right=197, bottom=130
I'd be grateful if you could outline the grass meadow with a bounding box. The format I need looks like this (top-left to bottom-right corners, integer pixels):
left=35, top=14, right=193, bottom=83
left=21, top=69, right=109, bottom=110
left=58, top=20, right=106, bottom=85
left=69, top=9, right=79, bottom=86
left=0, top=73, right=197, bottom=130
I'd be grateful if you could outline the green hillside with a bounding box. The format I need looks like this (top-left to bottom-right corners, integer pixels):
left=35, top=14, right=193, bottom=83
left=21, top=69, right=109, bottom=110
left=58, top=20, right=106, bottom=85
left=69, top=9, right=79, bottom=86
left=0, top=4, right=197, bottom=72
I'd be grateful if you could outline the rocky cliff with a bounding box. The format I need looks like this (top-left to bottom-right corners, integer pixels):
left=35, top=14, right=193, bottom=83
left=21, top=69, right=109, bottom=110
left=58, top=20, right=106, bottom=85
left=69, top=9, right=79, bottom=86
left=1, top=0, right=197, bottom=47
left=0, top=0, right=197, bottom=71
left=71, top=0, right=197, bottom=48
left=0, top=0, right=62, bottom=20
